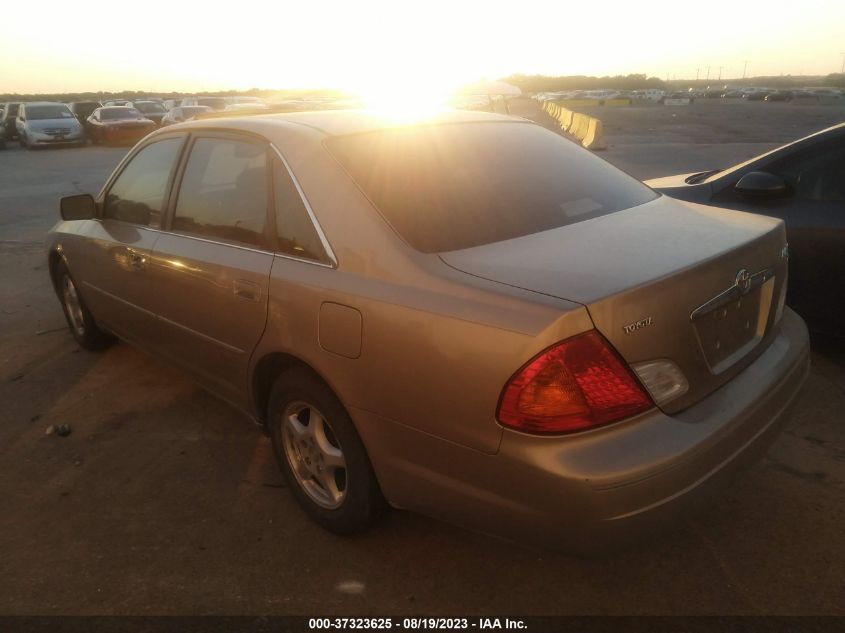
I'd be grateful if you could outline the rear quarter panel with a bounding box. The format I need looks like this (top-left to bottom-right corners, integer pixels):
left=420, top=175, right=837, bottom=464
left=251, top=122, right=594, bottom=454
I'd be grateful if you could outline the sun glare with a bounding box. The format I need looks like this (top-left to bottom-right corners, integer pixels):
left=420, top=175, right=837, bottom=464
left=354, top=78, right=460, bottom=122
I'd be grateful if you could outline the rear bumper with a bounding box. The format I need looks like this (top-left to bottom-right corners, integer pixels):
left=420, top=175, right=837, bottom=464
left=356, top=309, right=810, bottom=552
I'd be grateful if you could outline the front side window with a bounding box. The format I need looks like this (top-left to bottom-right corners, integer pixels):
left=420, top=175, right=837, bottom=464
left=103, top=137, right=183, bottom=226
left=273, top=158, right=327, bottom=262
left=172, top=137, right=268, bottom=247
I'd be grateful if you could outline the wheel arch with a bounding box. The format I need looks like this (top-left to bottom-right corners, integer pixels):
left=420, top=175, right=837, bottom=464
left=251, top=351, right=342, bottom=430
left=47, top=248, right=66, bottom=295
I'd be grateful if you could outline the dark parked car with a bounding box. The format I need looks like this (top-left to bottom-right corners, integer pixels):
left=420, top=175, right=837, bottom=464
left=86, top=107, right=157, bottom=145
left=765, top=90, right=793, bottom=102
left=744, top=91, right=772, bottom=101
left=1, top=102, right=22, bottom=142
left=160, top=106, right=212, bottom=126
left=647, top=123, right=845, bottom=334
left=126, top=100, right=168, bottom=126
left=68, top=101, right=102, bottom=125
left=180, top=96, right=230, bottom=111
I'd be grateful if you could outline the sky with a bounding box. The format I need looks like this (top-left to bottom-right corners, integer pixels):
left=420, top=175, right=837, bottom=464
left=1, top=0, right=844, bottom=95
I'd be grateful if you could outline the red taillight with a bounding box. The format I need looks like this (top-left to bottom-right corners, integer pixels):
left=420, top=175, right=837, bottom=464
left=497, top=330, right=653, bottom=434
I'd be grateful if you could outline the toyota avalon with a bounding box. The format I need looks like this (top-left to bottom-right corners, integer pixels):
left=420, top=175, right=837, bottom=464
left=46, top=110, right=809, bottom=551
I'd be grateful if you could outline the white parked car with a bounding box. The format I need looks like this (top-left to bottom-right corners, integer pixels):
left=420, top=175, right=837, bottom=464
left=16, top=102, right=85, bottom=149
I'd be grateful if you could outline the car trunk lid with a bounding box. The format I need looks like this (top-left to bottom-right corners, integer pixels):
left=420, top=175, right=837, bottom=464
left=439, top=196, right=788, bottom=413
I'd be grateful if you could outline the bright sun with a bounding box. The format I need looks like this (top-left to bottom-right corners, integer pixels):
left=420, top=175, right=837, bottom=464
left=351, top=76, right=465, bottom=121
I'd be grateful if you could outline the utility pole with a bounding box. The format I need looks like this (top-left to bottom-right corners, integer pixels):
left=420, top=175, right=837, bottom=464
left=717, top=66, right=724, bottom=81
left=742, top=60, right=748, bottom=80
left=696, top=67, right=700, bottom=81
left=706, top=65, right=711, bottom=81
left=841, top=52, right=845, bottom=73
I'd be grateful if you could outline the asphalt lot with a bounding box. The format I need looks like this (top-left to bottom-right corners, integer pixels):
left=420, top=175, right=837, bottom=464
left=1, top=103, right=844, bottom=616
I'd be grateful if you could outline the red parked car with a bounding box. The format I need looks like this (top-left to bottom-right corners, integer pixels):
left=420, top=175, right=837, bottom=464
left=86, top=107, right=156, bottom=145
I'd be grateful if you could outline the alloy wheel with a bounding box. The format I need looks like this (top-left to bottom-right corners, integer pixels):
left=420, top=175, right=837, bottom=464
left=62, top=275, right=86, bottom=337
left=281, top=401, right=348, bottom=509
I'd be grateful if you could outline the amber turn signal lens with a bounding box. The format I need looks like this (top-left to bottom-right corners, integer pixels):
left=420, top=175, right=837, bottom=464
left=497, top=330, right=653, bottom=434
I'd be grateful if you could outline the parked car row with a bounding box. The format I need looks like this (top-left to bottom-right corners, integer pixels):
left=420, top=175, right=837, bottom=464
left=0, top=95, right=267, bottom=149
left=689, top=87, right=845, bottom=101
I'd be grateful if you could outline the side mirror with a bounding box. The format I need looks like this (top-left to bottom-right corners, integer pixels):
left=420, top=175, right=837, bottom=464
left=734, top=171, right=790, bottom=199
left=60, top=194, right=96, bottom=221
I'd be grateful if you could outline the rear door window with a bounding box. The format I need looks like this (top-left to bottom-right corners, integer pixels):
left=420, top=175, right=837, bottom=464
left=172, top=137, right=269, bottom=248
left=103, top=137, right=183, bottom=226
left=326, top=122, right=657, bottom=253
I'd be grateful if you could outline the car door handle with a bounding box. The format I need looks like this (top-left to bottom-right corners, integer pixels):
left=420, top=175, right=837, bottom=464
left=128, top=251, right=146, bottom=271
left=233, top=279, right=261, bottom=302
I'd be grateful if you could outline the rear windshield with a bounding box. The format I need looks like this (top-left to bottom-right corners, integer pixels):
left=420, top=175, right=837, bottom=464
left=101, top=108, right=142, bottom=120
left=198, top=98, right=227, bottom=110
left=327, top=122, right=657, bottom=253
left=181, top=106, right=211, bottom=117
left=135, top=102, right=166, bottom=113
left=27, top=105, right=74, bottom=120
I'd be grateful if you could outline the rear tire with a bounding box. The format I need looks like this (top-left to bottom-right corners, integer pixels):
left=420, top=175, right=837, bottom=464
left=55, top=260, right=114, bottom=351
left=268, top=368, right=385, bottom=534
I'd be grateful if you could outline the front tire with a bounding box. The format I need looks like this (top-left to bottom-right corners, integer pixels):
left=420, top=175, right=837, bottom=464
left=268, top=368, right=385, bottom=534
left=56, top=260, right=113, bottom=351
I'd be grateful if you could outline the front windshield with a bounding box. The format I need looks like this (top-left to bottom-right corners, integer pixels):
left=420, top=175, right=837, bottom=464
left=27, top=105, right=74, bottom=120
left=135, top=102, right=165, bottom=114
left=101, top=108, right=143, bottom=120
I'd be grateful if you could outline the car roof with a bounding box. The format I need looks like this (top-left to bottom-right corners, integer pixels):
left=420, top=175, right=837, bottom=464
left=25, top=101, right=69, bottom=107
left=174, top=109, right=523, bottom=138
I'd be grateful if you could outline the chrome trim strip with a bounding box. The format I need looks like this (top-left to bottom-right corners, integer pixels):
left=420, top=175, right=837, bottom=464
left=690, top=268, right=775, bottom=322
left=269, top=142, right=339, bottom=268
left=92, top=220, right=335, bottom=269
left=272, top=252, right=335, bottom=269
left=81, top=281, right=157, bottom=318
left=161, top=230, right=275, bottom=256
left=157, top=314, right=245, bottom=355
left=84, top=278, right=245, bottom=354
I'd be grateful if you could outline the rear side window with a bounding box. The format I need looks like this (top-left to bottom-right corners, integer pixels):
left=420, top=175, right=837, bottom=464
left=104, top=137, right=183, bottom=226
left=172, top=137, right=268, bottom=247
left=768, top=138, right=845, bottom=202
left=273, top=158, right=327, bottom=262
left=327, top=122, right=657, bottom=253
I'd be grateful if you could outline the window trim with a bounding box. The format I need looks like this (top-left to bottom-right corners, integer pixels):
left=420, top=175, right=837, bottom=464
left=98, top=132, right=188, bottom=229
